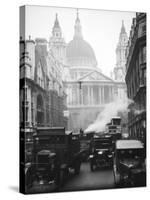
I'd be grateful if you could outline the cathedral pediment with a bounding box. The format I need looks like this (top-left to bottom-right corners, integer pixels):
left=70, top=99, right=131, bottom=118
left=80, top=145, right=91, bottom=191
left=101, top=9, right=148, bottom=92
left=78, top=70, right=114, bottom=82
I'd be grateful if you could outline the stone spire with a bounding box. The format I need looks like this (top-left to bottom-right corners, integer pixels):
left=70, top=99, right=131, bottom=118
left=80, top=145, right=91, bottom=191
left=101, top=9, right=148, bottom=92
left=54, top=13, right=60, bottom=28
left=52, top=13, right=62, bottom=38
left=121, top=20, right=126, bottom=34
left=74, top=9, right=83, bottom=39
left=49, top=13, right=66, bottom=64
left=114, top=20, right=128, bottom=82
left=118, top=20, right=128, bottom=46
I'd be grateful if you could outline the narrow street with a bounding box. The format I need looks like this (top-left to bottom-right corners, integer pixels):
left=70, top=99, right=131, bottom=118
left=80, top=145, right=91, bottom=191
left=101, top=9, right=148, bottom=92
left=27, top=162, right=115, bottom=194
left=59, top=162, right=115, bottom=192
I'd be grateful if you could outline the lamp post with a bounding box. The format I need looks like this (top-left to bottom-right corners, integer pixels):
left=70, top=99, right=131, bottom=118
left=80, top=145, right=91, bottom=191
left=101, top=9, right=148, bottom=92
left=78, top=80, right=83, bottom=131
left=78, top=80, right=82, bottom=105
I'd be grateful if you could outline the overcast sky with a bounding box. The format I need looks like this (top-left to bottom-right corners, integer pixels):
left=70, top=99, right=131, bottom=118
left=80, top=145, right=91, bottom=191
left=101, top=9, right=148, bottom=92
left=25, top=5, right=136, bottom=77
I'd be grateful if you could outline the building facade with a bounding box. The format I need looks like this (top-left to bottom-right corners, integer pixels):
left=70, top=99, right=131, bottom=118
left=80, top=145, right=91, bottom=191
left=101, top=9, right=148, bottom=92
left=63, top=11, right=127, bottom=132
left=20, top=31, right=68, bottom=161
left=125, top=13, right=146, bottom=143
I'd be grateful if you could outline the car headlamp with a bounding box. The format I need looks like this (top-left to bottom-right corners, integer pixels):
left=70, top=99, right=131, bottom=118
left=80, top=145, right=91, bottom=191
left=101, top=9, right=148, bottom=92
left=89, top=155, right=94, bottom=158
left=39, top=180, right=44, bottom=185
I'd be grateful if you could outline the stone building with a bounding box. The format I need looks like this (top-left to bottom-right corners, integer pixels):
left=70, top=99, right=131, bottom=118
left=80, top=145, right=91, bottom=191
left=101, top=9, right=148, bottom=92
left=20, top=37, right=67, bottom=129
left=125, top=13, right=146, bottom=143
left=63, top=11, right=127, bottom=132
left=20, top=11, right=130, bottom=140
left=113, top=21, right=129, bottom=133
left=20, top=34, right=68, bottom=161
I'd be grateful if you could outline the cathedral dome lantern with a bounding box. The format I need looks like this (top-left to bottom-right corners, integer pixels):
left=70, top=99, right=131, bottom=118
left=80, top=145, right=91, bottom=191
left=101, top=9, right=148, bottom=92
left=66, top=10, right=97, bottom=68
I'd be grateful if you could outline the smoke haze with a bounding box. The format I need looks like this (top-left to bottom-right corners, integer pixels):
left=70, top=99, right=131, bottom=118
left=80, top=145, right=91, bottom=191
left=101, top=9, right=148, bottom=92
left=84, top=98, right=133, bottom=134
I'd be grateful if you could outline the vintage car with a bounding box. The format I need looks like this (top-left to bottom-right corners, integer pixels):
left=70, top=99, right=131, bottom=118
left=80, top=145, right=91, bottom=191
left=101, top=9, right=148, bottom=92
left=25, top=150, right=60, bottom=189
left=25, top=127, right=82, bottom=191
left=89, top=135, right=113, bottom=171
left=113, top=139, right=146, bottom=187
left=34, top=150, right=59, bottom=184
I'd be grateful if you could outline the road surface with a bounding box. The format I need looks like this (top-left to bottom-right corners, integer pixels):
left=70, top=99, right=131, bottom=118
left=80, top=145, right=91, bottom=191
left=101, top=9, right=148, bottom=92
left=26, top=162, right=115, bottom=194
left=59, top=162, right=115, bottom=192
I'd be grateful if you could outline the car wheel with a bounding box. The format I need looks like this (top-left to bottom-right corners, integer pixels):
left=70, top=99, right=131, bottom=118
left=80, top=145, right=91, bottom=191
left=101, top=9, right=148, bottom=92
left=90, top=163, right=94, bottom=171
left=75, top=162, right=81, bottom=174
left=59, top=170, right=65, bottom=187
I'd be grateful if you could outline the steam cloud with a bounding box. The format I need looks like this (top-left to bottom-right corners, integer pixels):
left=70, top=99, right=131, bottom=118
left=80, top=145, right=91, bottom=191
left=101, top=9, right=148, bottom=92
left=84, top=97, right=133, bottom=134
left=133, top=109, right=145, bottom=115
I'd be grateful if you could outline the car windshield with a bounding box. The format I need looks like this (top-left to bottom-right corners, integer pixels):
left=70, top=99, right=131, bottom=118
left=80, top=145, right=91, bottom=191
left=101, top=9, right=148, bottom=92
left=94, top=140, right=112, bottom=149
left=112, top=118, right=121, bottom=125
left=118, top=149, right=144, bottom=159
left=37, top=155, right=49, bottom=164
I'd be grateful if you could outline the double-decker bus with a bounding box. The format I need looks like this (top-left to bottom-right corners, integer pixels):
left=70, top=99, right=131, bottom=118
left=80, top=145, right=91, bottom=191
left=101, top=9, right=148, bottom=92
left=106, top=117, right=122, bottom=140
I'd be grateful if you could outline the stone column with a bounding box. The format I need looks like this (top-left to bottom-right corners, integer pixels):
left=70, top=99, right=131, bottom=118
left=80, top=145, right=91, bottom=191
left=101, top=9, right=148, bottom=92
left=91, top=86, right=94, bottom=105
left=82, top=86, right=84, bottom=105
left=111, top=86, right=113, bottom=101
left=70, top=85, right=72, bottom=105
left=81, top=86, right=84, bottom=105
left=88, top=86, right=90, bottom=105
left=79, top=86, right=82, bottom=105
left=103, top=86, right=105, bottom=104
left=101, top=86, right=103, bottom=104
left=108, top=86, right=110, bottom=103
left=90, top=86, right=92, bottom=105
left=96, top=85, right=99, bottom=105
left=77, top=86, right=79, bottom=105
left=99, top=86, right=101, bottom=105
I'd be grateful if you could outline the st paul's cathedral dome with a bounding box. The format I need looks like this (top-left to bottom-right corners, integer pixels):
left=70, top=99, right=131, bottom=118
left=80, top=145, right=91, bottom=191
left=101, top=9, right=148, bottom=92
left=66, top=11, right=97, bottom=68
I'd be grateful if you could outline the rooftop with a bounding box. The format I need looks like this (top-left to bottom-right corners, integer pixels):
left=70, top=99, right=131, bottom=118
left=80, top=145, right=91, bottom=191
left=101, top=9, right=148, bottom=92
left=116, top=139, right=143, bottom=149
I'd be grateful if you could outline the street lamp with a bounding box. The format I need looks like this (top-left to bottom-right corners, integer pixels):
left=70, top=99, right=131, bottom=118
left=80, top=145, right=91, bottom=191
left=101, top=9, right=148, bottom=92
left=78, top=80, right=82, bottom=105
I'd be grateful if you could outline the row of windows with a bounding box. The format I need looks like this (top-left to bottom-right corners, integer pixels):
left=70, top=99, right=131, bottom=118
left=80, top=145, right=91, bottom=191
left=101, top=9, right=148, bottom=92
left=127, top=46, right=146, bottom=99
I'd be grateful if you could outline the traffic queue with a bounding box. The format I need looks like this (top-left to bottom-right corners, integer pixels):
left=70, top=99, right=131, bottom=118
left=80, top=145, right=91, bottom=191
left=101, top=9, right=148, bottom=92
left=24, top=117, right=146, bottom=193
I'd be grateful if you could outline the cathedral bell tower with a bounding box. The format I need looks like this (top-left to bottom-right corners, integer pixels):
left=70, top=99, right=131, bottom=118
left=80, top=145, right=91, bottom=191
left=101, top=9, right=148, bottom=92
left=49, top=13, right=66, bottom=64
left=114, top=20, right=128, bottom=82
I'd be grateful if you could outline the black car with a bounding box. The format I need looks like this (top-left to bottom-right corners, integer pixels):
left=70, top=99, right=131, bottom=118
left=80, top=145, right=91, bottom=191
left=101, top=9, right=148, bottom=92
left=25, top=150, right=60, bottom=190
left=89, top=135, right=113, bottom=171
left=113, top=139, right=146, bottom=187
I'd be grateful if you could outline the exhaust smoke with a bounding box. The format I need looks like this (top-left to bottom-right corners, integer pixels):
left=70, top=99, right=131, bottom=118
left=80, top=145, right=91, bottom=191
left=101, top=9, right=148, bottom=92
left=84, top=98, right=133, bottom=134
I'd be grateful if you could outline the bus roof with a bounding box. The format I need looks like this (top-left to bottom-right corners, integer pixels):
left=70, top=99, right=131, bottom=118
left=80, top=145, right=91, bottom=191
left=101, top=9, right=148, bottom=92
left=116, top=140, right=144, bottom=149
left=112, top=116, right=121, bottom=119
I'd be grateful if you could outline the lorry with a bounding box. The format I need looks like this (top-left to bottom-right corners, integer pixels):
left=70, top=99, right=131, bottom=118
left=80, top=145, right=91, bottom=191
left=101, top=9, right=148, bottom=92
left=89, top=134, right=113, bottom=171
left=25, top=127, right=82, bottom=191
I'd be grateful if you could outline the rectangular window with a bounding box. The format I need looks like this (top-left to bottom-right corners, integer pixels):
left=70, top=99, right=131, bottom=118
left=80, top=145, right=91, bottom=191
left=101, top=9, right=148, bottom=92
left=23, top=87, right=27, bottom=101
left=25, top=107, right=28, bottom=122
left=143, top=46, right=146, bottom=63
left=140, top=46, right=146, bottom=64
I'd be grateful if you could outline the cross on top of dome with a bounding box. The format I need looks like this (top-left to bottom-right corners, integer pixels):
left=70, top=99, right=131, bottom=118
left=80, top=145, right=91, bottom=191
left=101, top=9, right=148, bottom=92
left=74, top=9, right=83, bottom=39
left=76, top=8, right=80, bottom=22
